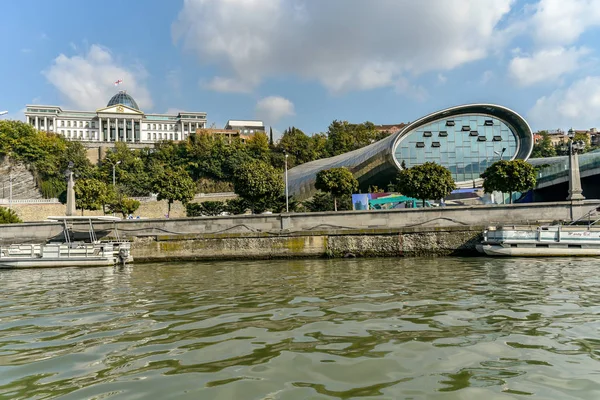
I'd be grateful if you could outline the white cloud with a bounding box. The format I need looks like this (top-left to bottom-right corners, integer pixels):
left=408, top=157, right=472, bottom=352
left=481, top=70, right=495, bottom=84
left=203, top=76, right=255, bottom=93
left=531, top=0, right=600, bottom=46
left=529, top=76, right=600, bottom=129
left=173, top=0, right=514, bottom=94
left=255, top=96, right=295, bottom=125
left=437, top=73, right=447, bottom=84
left=509, top=47, right=590, bottom=86
left=43, top=45, right=153, bottom=110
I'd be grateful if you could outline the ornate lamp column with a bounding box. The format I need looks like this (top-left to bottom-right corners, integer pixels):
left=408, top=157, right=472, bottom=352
left=567, top=128, right=585, bottom=202
left=65, top=161, right=76, bottom=216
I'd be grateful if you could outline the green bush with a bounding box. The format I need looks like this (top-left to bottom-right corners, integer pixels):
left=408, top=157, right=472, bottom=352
left=0, top=207, right=22, bottom=224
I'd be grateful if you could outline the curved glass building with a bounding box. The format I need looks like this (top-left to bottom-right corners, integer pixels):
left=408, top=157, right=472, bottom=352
left=288, top=104, right=533, bottom=200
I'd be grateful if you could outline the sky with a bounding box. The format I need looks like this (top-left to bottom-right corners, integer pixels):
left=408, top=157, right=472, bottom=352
left=2, top=0, right=600, bottom=137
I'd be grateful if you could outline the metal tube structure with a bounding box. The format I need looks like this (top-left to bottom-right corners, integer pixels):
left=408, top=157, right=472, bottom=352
left=9, top=171, right=12, bottom=210
left=285, top=153, right=289, bottom=213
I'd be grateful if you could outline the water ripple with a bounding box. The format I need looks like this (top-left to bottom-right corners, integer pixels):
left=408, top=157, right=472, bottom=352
left=1, top=257, right=600, bottom=399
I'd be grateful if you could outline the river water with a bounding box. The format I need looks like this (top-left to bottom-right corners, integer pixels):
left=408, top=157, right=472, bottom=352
left=0, top=258, right=599, bottom=399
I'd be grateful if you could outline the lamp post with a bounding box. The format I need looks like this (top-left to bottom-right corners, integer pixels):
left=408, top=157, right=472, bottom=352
left=566, top=128, right=585, bottom=203
left=283, top=151, right=289, bottom=213
left=110, top=160, right=121, bottom=217
left=112, top=160, right=122, bottom=188
left=65, top=161, right=76, bottom=216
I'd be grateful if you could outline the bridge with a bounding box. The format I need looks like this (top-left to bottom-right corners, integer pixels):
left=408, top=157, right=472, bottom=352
left=530, top=150, right=600, bottom=201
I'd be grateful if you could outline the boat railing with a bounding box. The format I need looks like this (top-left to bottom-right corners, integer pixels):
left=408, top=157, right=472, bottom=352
left=0, top=243, right=110, bottom=259
left=569, top=205, right=600, bottom=227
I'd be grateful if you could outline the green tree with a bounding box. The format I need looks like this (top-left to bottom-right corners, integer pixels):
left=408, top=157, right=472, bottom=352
left=315, top=167, right=358, bottom=211
left=0, top=206, right=22, bottom=224
left=325, top=120, right=378, bottom=156
left=185, top=200, right=226, bottom=217
left=246, top=132, right=270, bottom=162
left=152, top=166, right=196, bottom=217
left=107, top=195, right=141, bottom=218
left=74, top=178, right=110, bottom=215
left=303, top=192, right=352, bottom=212
left=480, top=160, right=537, bottom=204
left=277, top=127, right=316, bottom=167
left=232, top=159, right=284, bottom=213
left=531, top=131, right=557, bottom=158
left=225, top=198, right=250, bottom=215
left=395, top=162, right=456, bottom=206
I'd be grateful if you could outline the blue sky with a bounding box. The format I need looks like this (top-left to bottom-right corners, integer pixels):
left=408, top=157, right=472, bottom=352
left=2, top=0, right=600, bottom=136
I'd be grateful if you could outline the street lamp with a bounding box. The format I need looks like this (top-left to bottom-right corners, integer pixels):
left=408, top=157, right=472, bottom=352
left=494, top=147, right=507, bottom=161
left=112, top=160, right=122, bottom=188
left=567, top=128, right=585, bottom=202
left=283, top=151, right=289, bottom=213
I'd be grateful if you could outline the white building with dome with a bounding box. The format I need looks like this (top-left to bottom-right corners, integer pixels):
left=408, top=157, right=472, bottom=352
left=24, top=91, right=206, bottom=144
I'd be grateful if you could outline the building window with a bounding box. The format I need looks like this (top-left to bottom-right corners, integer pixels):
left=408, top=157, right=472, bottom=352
left=432, top=142, right=441, bottom=147
left=175, top=133, right=179, bottom=140
left=153, top=124, right=156, bottom=130
left=423, top=131, right=432, bottom=137
left=484, top=120, right=494, bottom=126
left=469, top=130, right=479, bottom=137
left=416, top=142, right=425, bottom=148
left=153, top=133, right=156, bottom=140
left=86, top=122, right=89, bottom=128
left=462, top=126, right=471, bottom=131
left=439, top=131, right=448, bottom=137
left=147, top=124, right=150, bottom=130
left=493, top=136, right=502, bottom=142
left=446, top=121, right=455, bottom=126
left=61, top=130, right=65, bottom=134
left=67, top=130, right=71, bottom=137
left=477, top=136, right=487, bottom=142
left=147, top=133, right=151, bottom=140
left=61, top=121, right=65, bottom=127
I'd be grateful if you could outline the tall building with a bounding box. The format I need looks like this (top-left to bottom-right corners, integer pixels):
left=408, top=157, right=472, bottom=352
left=24, top=91, right=207, bottom=143
left=288, top=104, right=534, bottom=199
left=224, top=120, right=265, bottom=135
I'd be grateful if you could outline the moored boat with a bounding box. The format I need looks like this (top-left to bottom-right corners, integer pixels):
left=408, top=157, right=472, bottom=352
left=477, top=224, right=600, bottom=257
left=0, top=216, right=132, bottom=268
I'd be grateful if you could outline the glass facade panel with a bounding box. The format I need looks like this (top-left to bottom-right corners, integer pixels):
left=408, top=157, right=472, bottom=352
left=394, top=114, right=518, bottom=182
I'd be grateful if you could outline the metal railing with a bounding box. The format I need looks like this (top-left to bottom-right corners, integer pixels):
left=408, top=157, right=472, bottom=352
left=0, top=198, right=60, bottom=204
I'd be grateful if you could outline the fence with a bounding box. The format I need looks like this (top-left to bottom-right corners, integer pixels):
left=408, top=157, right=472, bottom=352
left=130, top=192, right=237, bottom=202
left=0, top=198, right=60, bottom=204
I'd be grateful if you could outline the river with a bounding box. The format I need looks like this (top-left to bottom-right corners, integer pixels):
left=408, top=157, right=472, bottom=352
left=0, top=258, right=599, bottom=399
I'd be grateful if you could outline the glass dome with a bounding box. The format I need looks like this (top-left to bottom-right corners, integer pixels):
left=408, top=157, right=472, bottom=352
left=107, top=91, right=139, bottom=110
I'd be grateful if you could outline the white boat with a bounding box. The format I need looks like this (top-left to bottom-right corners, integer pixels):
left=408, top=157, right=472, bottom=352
left=0, top=216, right=132, bottom=268
left=477, top=224, right=600, bottom=257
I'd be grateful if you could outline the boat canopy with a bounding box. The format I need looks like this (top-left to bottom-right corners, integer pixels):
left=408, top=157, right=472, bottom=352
left=45, top=216, right=122, bottom=222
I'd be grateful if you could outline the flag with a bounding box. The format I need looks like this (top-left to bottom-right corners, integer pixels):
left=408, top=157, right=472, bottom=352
left=114, top=79, right=123, bottom=86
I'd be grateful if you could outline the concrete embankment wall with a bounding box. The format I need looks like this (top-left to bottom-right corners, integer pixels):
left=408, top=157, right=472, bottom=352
left=1, top=201, right=598, bottom=260
left=131, top=226, right=484, bottom=261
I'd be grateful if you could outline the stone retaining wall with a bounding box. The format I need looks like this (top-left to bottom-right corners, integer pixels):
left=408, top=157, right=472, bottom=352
left=130, top=226, right=483, bottom=261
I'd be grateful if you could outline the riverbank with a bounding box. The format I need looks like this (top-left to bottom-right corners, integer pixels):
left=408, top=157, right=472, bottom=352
left=1, top=201, right=598, bottom=260
left=131, top=225, right=484, bottom=261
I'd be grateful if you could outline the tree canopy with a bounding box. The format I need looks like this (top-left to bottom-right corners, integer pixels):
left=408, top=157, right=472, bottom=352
left=232, top=159, right=284, bottom=213
left=531, top=131, right=557, bottom=158
left=0, top=206, right=23, bottom=224
left=395, top=162, right=456, bottom=206
left=74, top=178, right=111, bottom=215
left=152, top=167, right=196, bottom=216
left=480, top=160, right=537, bottom=203
left=315, top=167, right=358, bottom=211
